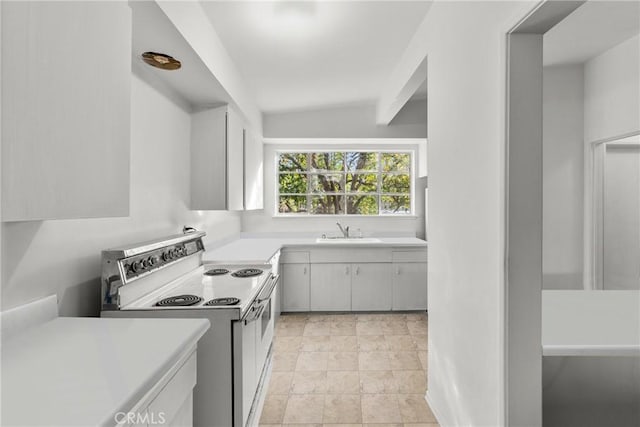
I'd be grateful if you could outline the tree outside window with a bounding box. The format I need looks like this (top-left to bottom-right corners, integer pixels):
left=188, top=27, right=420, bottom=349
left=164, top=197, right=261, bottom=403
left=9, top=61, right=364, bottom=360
left=277, top=151, right=412, bottom=216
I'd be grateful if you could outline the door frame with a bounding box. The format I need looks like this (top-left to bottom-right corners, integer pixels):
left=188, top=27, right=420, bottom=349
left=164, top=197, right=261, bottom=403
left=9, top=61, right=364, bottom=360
left=502, top=1, right=585, bottom=425
left=586, top=130, right=640, bottom=290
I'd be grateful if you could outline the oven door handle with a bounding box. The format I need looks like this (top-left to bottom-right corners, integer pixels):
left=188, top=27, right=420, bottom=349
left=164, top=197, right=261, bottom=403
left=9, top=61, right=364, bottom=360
left=244, top=304, right=265, bottom=324
left=242, top=274, right=279, bottom=324
left=256, top=273, right=279, bottom=304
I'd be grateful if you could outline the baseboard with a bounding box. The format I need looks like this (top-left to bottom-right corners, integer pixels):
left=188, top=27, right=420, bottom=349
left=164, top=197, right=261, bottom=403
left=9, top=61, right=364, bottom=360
left=426, top=390, right=450, bottom=427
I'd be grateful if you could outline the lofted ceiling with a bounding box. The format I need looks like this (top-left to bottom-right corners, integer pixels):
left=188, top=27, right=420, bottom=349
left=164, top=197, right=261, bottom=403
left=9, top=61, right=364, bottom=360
left=544, top=0, right=640, bottom=67
left=410, top=78, right=427, bottom=101
left=199, top=1, right=431, bottom=113
left=131, top=1, right=231, bottom=108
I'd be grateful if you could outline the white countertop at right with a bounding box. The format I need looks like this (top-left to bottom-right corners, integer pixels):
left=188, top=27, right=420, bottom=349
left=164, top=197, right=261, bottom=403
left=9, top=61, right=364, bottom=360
left=202, top=233, right=427, bottom=265
left=542, top=290, right=640, bottom=356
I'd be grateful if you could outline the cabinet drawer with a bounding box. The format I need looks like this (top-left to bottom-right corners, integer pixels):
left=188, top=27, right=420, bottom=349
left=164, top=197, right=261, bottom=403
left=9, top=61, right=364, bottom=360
left=281, top=251, right=310, bottom=264
left=148, top=350, right=197, bottom=425
left=311, top=248, right=391, bottom=263
left=392, top=250, right=427, bottom=263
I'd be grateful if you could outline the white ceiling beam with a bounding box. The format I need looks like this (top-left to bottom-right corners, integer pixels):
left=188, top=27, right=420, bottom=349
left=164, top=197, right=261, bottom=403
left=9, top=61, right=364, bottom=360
left=155, top=0, right=262, bottom=134
left=376, top=11, right=429, bottom=126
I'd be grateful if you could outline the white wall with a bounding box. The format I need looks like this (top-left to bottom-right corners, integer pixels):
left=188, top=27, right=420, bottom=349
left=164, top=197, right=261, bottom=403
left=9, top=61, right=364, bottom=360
left=246, top=96, right=428, bottom=238
left=242, top=142, right=427, bottom=238
left=1, top=74, right=241, bottom=316
left=543, top=65, right=584, bottom=290
left=583, top=34, right=640, bottom=289
left=423, top=1, right=528, bottom=426
left=263, top=99, right=427, bottom=139
left=541, top=34, right=639, bottom=292
left=584, top=34, right=640, bottom=143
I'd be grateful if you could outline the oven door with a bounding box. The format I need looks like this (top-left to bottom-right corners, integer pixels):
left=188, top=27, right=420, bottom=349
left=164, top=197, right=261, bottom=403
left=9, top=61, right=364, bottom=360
left=255, top=274, right=278, bottom=379
left=234, top=273, right=279, bottom=427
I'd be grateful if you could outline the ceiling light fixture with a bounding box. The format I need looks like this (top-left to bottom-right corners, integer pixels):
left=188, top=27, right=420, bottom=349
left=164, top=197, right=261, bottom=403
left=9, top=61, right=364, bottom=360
left=141, top=52, right=181, bottom=70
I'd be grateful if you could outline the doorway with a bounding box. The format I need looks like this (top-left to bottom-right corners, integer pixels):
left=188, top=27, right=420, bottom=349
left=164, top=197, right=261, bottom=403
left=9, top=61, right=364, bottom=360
left=592, top=133, right=640, bottom=290
left=506, top=1, right=640, bottom=425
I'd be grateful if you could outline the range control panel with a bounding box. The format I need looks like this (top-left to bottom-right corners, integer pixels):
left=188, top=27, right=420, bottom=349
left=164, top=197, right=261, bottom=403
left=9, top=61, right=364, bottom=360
left=120, top=239, right=203, bottom=280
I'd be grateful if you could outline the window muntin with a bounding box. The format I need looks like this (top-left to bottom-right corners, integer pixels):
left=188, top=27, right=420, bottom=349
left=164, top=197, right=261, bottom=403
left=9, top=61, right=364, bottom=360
left=277, top=151, right=413, bottom=216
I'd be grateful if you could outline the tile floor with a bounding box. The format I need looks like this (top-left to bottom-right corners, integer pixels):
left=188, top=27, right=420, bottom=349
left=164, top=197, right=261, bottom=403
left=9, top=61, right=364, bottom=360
left=259, top=312, right=439, bottom=427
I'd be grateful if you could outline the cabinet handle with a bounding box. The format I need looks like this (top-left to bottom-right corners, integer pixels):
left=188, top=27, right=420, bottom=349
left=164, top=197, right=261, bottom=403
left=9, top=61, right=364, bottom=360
left=345, top=266, right=350, bottom=275
left=303, top=266, right=307, bottom=275
left=355, top=266, right=360, bottom=275
left=396, top=267, right=400, bottom=275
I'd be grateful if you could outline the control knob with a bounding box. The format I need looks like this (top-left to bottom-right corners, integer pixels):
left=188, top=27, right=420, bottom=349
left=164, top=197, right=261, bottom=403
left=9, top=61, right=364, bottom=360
left=149, top=255, right=160, bottom=266
left=162, top=252, right=170, bottom=261
left=132, top=260, right=144, bottom=273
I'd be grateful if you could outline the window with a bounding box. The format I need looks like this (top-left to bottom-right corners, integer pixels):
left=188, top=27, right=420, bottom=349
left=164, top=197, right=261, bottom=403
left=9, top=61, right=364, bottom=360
left=277, top=151, right=413, bottom=216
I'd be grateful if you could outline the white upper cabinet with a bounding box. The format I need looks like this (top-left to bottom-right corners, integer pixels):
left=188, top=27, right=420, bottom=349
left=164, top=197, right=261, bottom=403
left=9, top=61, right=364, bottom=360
left=191, top=105, right=263, bottom=211
left=1, top=2, right=132, bottom=221
left=243, top=130, right=264, bottom=211
left=226, top=108, right=245, bottom=211
left=191, top=106, right=244, bottom=211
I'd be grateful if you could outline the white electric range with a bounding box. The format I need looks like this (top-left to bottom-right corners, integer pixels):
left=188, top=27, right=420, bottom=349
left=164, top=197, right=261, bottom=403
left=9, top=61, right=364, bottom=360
left=101, top=230, right=279, bottom=427
left=123, top=265, right=275, bottom=315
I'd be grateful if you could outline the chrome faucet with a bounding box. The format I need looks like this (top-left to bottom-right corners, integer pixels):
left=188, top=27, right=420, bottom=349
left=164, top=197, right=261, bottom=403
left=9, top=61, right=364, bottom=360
left=336, top=222, right=350, bottom=238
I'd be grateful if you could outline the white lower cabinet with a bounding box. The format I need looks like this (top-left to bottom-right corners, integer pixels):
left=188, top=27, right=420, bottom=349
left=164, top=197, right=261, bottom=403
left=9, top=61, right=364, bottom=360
left=282, top=263, right=310, bottom=312
left=122, top=349, right=197, bottom=427
left=281, top=247, right=427, bottom=313
left=310, top=263, right=352, bottom=311
left=392, top=262, right=428, bottom=310
left=351, top=263, right=392, bottom=311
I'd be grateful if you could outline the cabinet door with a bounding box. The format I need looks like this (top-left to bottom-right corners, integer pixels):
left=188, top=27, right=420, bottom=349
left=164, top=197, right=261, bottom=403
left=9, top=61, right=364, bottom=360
left=282, top=264, right=310, bottom=312
left=243, top=130, right=264, bottom=210
left=392, top=263, right=428, bottom=310
left=236, top=319, right=257, bottom=427
left=310, top=263, right=351, bottom=311
left=2, top=2, right=131, bottom=221
left=191, top=107, right=227, bottom=210
left=148, top=351, right=197, bottom=427
left=351, top=263, right=392, bottom=311
left=226, top=108, right=244, bottom=211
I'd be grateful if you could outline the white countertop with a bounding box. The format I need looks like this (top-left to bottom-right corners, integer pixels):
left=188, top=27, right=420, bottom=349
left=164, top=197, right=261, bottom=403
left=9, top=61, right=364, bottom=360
left=542, top=290, right=640, bottom=356
left=203, top=235, right=427, bottom=264
left=1, top=317, right=210, bottom=427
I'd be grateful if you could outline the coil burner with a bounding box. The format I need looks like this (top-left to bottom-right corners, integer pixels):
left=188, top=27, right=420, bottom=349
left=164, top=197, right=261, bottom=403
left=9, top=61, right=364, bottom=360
left=204, top=268, right=230, bottom=276
left=231, top=268, right=263, bottom=278
left=204, top=297, right=241, bottom=306
left=155, top=294, right=203, bottom=307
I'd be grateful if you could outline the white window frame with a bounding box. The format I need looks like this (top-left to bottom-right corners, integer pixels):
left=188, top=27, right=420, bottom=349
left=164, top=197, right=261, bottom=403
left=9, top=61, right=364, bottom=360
left=274, top=149, right=415, bottom=217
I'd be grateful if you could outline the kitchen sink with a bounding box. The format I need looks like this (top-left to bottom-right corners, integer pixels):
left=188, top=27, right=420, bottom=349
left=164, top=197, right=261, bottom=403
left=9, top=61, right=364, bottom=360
left=315, top=237, right=382, bottom=244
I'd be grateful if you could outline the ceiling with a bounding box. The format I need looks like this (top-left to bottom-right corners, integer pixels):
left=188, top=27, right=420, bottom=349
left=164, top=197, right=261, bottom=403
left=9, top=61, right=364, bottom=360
left=200, top=1, right=431, bottom=113
left=544, top=1, right=640, bottom=67
left=410, top=78, right=427, bottom=101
